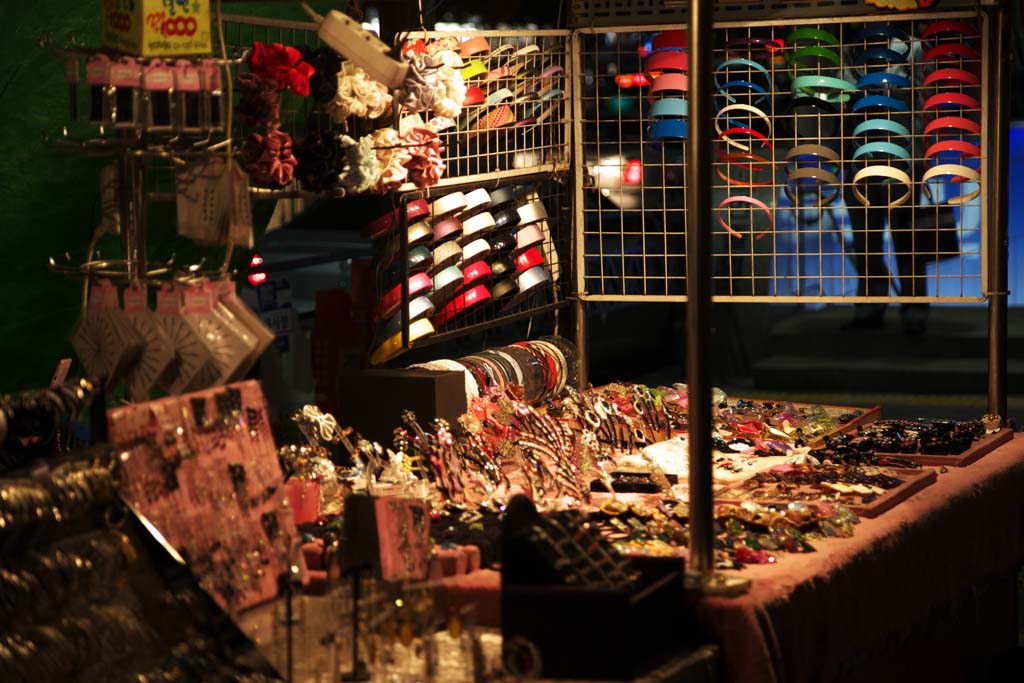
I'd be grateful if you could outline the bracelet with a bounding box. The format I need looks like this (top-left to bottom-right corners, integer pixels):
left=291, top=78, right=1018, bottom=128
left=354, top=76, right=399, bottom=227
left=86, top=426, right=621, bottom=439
left=716, top=195, right=774, bottom=240
left=489, top=184, right=518, bottom=208
left=649, top=119, right=688, bottom=140
left=852, top=118, right=911, bottom=139
left=431, top=192, right=467, bottom=219
left=433, top=215, right=463, bottom=243
left=924, top=139, right=981, bottom=161
left=791, top=75, right=856, bottom=103
left=651, top=97, right=688, bottom=118
left=921, top=164, right=981, bottom=205
left=491, top=278, right=518, bottom=302
left=517, top=199, right=549, bottom=226
left=460, top=36, right=490, bottom=58
left=461, top=211, right=496, bottom=240
left=786, top=27, right=839, bottom=47
left=460, top=188, right=492, bottom=215
left=716, top=152, right=775, bottom=187
left=493, top=204, right=522, bottom=230
left=516, top=224, right=545, bottom=251
left=790, top=46, right=841, bottom=71
left=715, top=80, right=769, bottom=108
left=715, top=103, right=772, bottom=146
left=857, top=71, right=912, bottom=90
left=431, top=241, right=463, bottom=272
left=517, top=265, right=551, bottom=295
left=859, top=47, right=907, bottom=68
left=851, top=165, right=913, bottom=207
left=463, top=87, right=485, bottom=106
left=715, top=126, right=772, bottom=157
left=462, top=259, right=493, bottom=287
left=923, top=68, right=981, bottom=88
left=923, top=43, right=980, bottom=65
left=377, top=297, right=435, bottom=340
left=379, top=273, right=434, bottom=319
left=432, top=264, right=465, bottom=297
left=852, top=140, right=911, bottom=163
left=921, top=20, right=979, bottom=42
left=924, top=115, right=982, bottom=136
left=923, top=91, right=981, bottom=113
left=364, top=199, right=430, bottom=239
left=407, top=220, right=434, bottom=246
left=645, top=51, right=688, bottom=76
left=714, top=59, right=772, bottom=90
left=516, top=246, right=545, bottom=272
left=463, top=237, right=492, bottom=261
left=489, top=255, right=515, bottom=278
left=855, top=25, right=909, bottom=44
left=852, top=94, right=909, bottom=113
left=784, top=166, right=841, bottom=207
left=649, top=73, right=689, bottom=99
left=369, top=318, right=434, bottom=365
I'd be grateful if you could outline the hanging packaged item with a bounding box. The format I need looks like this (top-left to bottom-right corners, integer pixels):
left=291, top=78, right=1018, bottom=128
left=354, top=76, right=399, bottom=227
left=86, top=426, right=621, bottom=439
left=176, top=156, right=253, bottom=247
left=86, top=54, right=113, bottom=125
left=142, top=59, right=175, bottom=130
left=123, top=283, right=175, bottom=402
left=102, top=0, right=212, bottom=58
left=173, top=59, right=203, bottom=132
left=110, top=57, right=142, bottom=128
left=199, top=59, right=225, bottom=131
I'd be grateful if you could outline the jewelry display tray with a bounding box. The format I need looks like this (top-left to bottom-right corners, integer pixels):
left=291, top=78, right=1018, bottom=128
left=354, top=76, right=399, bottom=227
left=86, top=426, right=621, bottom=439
left=726, top=397, right=882, bottom=449
left=875, top=429, right=1014, bottom=468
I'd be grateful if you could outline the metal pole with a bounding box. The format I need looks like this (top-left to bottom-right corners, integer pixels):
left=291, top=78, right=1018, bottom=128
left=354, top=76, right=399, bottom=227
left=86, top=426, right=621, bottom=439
left=988, top=3, right=1010, bottom=424
left=119, top=149, right=146, bottom=282
left=685, top=0, right=714, bottom=578
left=574, top=297, right=588, bottom=389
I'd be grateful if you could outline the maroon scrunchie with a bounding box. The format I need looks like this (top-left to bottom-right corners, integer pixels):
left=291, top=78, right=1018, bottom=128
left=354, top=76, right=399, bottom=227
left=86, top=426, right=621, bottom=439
left=402, top=127, right=445, bottom=189
left=235, top=72, right=281, bottom=128
left=249, top=42, right=316, bottom=97
left=241, top=128, right=297, bottom=186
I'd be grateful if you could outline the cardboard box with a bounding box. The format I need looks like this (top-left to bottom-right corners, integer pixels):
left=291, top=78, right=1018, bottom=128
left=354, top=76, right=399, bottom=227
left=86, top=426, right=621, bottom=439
left=102, top=0, right=212, bottom=58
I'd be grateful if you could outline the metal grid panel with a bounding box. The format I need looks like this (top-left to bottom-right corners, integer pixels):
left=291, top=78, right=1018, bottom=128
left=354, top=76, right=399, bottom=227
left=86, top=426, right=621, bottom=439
left=575, top=11, right=987, bottom=303
left=570, top=0, right=984, bottom=28
left=396, top=30, right=572, bottom=193
left=377, top=177, right=573, bottom=357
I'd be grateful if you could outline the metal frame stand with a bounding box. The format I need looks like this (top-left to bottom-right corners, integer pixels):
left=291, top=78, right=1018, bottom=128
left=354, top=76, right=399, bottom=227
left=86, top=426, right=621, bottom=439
left=988, top=0, right=1010, bottom=425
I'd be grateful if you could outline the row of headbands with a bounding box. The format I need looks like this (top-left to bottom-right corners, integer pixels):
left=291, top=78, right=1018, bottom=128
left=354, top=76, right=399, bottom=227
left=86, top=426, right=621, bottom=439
left=645, top=31, right=690, bottom=142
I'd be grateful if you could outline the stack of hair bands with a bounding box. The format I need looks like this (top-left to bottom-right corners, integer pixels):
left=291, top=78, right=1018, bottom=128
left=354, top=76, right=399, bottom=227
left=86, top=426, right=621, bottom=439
left=645, top=30, right=689, bottom=142
left=849, top=25, right=915, bottom=208
left=714, top=34, right=776, bottom=239
left=919, top=19, right=982, bottom=205
left=410, top=336, right=578, bottom=406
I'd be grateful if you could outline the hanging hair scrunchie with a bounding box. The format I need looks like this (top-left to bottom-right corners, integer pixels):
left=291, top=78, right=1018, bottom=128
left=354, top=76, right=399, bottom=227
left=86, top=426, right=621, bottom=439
left=327, top=63, right=393, bottom=123
left=241, top=128, right=297, bottom=187
left=249, top=41, right=316, bottom=97
left=338, top=134, right=379, bottom=194
left=295, top=131, right=344, bottom=192
left=371, top=128, right=412, bottom=193
left=300, top=46, right=342, bottom=105
left=402, top=127, right=445, bottom=189
left=235, top=72, right=281, bottom=128
left=397, top=52, right=466, bottom=119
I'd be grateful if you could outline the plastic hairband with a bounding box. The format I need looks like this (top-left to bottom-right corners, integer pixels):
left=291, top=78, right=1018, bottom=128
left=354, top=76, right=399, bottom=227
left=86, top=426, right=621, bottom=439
left=725, top=37, right=784, bottom=59
left=855, top=25, right=910, bottom=44
left=649, top=73, right=689, bottom=100
left=923, top=91, right=981, bottom=113
left=460, top=36, right=490, bottom=58
left=369, top=318, right=434, bottom=365
left=789, top=46, right=841, bottom=71
left=852, top=140, right=911, bottom=163
left=784, top=167, right=841, bottom=207
left=924, top=43, right=980, bottom=65
left=715, top=104, right=771, bottom=149
left=857, top=71, right=912, bottom=90
left=792, top=75, right=856, bottom=103
left=651, top=97, right=688, bottom=118
left=922, top=164, right=981, bottom=205
left=714, top=80, right=769, bottom=108
left=921, top=20, right=979, bottom=42
left=645, top=51, right=688, bottom=76
left=716, top=195, right=774, bottom=240
left=649, top=119, right=688, bottom=140
left=852, top=94, right=909, bottom=113
left=924, top=115, right=981, bottom=136
left=923, top=68, right=981, bottom=88
left=851, top=165, right=913, bottom=207
left=859, top=47, right=907, bottom=67
left=714, top=59, right=772, bottom=91
left=716, top=152, right=775, bottom=187
left=715, top=126, right=772, bottom=159
left=461, top=60, right=488, bottom=80
left=463, top=87, right=485, bottom=106
left=924, top=139, right=981, bottom=161
left=651, top=30, right=688, bottom=52
left=785, top=143, right=839, bottom=172
left=786, top=27, right=839, bottom=47
left=852, top=118, right=911, bottom=139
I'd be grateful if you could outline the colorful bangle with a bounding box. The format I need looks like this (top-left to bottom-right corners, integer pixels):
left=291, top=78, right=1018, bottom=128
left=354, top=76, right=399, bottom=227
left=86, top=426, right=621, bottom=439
left=785, top=166, right=841, bottom=207
left=433, top=215, right=463, bottom=244
left=376, top=296, right=435, bottom=340
left=461, top=211, right=496, bottom=241
left=517, top=200, right=549, bottom=226
left=378, top=273, right=434, bottom=320
left=717, top=195, right=774, bottom=240
left=649, top=73, right=689, bottom=100
left=516, top=246, right=545, bottom=272
left=515, top=224, right=545, bottom=252
left=645, top=51, right=688, bottom=76
left=461, top=59, right=488, bottom=81
left=463, top=237, right=492, bottom=262
left=431, top=192, right=468, bottom=219
left=651, top=30, right=688, bottom=52
left=369, top=318, right=434, bottom=365
left=651, top=97, right=688, bottom=118
left=921, top=164, right=981, bottom=205
left=851, top=165, right=913, bottom=207
left=463, top=87, right=485, bottom=106
left=431, top=241, right=462, bottom=273
left=649, top=119, right=688, bottom=140
left=461, top=259, right=493, bottom=287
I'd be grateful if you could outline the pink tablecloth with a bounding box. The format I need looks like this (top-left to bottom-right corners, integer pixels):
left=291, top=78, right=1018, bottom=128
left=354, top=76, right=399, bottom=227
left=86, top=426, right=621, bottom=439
left=696, top=434, right=1024, bottom=683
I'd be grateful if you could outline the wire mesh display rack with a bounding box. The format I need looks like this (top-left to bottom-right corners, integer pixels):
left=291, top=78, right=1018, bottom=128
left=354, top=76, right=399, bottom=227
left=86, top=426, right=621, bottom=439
left=573, top=8, right=990, bottom=303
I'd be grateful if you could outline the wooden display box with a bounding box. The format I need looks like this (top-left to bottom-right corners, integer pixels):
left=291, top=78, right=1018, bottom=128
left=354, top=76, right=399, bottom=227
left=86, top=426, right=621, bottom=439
left=335, top=367, right=468, bottom=446
left=877, top=429, right=1014, bottom=468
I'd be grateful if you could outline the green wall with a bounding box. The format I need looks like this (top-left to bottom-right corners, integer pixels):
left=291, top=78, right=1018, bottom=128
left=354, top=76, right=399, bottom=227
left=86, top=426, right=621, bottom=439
left=0, top=2, right=338, bottom=393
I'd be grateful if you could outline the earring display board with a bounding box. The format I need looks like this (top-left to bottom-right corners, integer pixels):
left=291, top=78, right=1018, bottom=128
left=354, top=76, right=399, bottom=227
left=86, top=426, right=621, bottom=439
left=572, top=10, right=989, bottom=303
left=107, top=380, right=305, bottom=614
